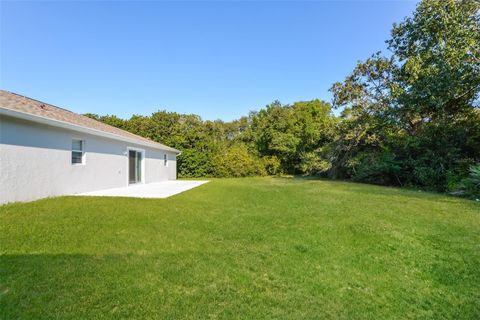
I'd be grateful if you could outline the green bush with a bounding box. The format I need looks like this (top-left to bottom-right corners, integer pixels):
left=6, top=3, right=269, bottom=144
left=178, top=149, right=216, bottom=178
left=346, top=152, right=403, bottom=186
left=459, top=164, right=480, bottom=199
left=297, top=152, right=331, bottom=176
left=261, top=155, right=283, bottom=176
left=212, top=144, right=266, bottom=178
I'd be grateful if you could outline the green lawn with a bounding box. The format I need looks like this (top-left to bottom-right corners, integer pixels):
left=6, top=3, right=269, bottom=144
left=1, top=178, right=479, bottom=319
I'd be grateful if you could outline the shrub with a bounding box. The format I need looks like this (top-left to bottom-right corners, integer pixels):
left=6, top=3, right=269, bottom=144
left=459, top=164, right=480, bottom=199
left=212, top=144, right=266, bottom=177
left=178, top=149, right=216, bottom=178
left=297, top=152, right=331, bottom=176
left=261, top=155, right=283, bottom=175
left=346, top=151, right=403, bottom=186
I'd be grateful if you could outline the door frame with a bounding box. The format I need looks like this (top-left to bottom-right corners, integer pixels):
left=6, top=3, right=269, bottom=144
left=126, top=147, right=145, bottom=185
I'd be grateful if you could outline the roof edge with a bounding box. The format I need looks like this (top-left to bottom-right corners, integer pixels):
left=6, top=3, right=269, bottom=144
left=0, top=107, right=181, bottom=154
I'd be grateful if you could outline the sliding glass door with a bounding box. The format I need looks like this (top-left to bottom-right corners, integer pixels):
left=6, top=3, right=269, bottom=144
left=128, top=150, right=142, bottom=184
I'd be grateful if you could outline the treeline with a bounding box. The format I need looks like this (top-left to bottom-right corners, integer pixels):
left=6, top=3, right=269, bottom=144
left=86, top=0, right=480, bottom=197
left=86, top=99, right=336, bottom=178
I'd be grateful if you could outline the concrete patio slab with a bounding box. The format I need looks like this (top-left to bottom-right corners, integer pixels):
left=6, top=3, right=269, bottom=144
left=76, top=180, right=209, bottom=199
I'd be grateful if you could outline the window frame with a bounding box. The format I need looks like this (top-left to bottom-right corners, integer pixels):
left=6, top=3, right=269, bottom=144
left=71, top=138, right=85, bottom=165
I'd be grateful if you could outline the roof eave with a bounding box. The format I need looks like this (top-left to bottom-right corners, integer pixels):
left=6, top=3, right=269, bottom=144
left=0, top=107, right=181, bottom=154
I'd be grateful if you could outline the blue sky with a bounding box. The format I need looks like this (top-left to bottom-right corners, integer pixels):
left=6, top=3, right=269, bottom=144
left=1, top=1, right=418, bottom=121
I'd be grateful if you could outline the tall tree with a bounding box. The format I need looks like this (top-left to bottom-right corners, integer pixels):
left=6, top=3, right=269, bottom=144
left=330, top=0, right=480, bottom=189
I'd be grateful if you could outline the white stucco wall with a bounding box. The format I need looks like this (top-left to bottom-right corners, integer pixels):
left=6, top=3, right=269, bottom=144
left=0, top=116, right=177, bottom=204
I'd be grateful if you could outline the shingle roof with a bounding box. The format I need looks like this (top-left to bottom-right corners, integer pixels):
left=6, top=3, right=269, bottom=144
left=0, top=90, right=180, bottom=153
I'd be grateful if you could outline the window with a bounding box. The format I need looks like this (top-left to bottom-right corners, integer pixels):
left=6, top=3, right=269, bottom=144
left=72, top=139, right=84, bottom=164
left=164, top=154, right=168, bottom=166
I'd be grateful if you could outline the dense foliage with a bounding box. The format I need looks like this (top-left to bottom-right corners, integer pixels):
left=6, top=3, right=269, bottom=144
left=86, top=0, right=480, bottom=194
left=459, top=164, right=480, bottom=199
left=86, top=99, right=335, bottom=178
left=329, top=0, right=480, bottom=192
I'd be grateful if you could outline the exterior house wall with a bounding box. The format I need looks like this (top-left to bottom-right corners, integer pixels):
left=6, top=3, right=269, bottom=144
left=0, top=116, right=177, bottom=204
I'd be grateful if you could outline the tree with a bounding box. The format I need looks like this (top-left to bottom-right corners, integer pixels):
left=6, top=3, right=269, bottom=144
left=329, top=0, right=480, bottom=190
left=388, top=0, right=480, bottom=128
left=246, top=99, right=335, bottom=175
left=87, top=0, right=480, bottom=193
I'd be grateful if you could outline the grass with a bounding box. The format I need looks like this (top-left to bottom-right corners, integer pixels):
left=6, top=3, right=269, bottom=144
left=1, top=177, right=479, bottom=319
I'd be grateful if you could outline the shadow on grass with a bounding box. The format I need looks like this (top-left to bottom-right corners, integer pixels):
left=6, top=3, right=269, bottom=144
left=273, top=175, right=480, bottom=207
left=1, top=253, right=144, bottom=316
left=0, top=252, right=238, bottom=318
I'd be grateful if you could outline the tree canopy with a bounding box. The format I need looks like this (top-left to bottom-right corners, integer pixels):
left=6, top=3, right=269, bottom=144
left=86, top=0, right=480, bottom=197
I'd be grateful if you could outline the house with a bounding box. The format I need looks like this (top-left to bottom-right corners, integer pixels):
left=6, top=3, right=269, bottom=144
left=0, top=90, right=180, bottom=204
